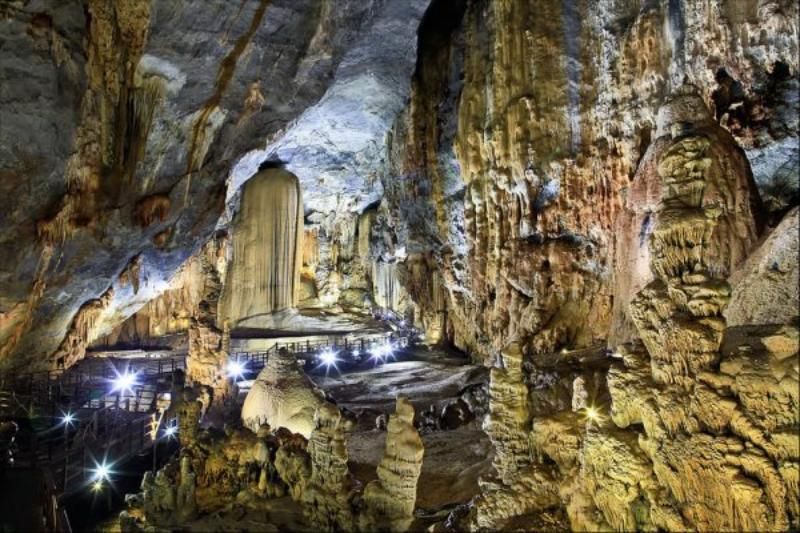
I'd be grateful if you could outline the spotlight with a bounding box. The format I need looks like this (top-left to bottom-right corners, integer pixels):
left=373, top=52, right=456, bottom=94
left=585, top=406, right=600, bottom=423
left=91, top=480, right=104, bottom=492
left=318, top=348, right=339, bottom=368
left=110, top=369, right=138, bottom=395
left=370, top=342, right=395, bottom=363
left=91, top=461, right=112, bottom=482
left=60, top=411, right=75, bottom=427
left=226, top=359, right=247, bottom=381
left=164, top=425, right=178, bottom=439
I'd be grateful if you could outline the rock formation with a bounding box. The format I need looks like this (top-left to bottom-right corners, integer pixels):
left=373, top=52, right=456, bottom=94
left=378, top=0, right=798, bottom=366
left=726, top=206, right=799, bottom=326
left=470, top=342, right=561, bottom=529
left=0, top=0, right=430, bottom=369
left=241, top=347, right=324, bottom=438
left=1, top=0, right=798, bottom=531
left=362, top=397, right=425, bottom=532
left=613, top=83, right=763, bottom=348
left=463, top=87, right=798, bottom=532
left=93, top=237, right=227, bottom=349
left=302, top=402, right=357, bottom=531
left=220, top=167, right=304, bottom=328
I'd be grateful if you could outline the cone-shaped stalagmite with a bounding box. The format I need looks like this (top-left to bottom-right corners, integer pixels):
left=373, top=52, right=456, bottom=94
left=221, top=168, right=304, bottom=327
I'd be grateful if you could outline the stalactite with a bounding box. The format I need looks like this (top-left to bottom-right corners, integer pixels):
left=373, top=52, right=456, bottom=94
left=93, top=238, right=226, bottom=349
left=135, top=194, right=171, bottom=227
left=120, top=75, right=166, bottom=182
left=357, top=209, right=376, bottom=260
left=118, top=254, right=143, bottom=295
left=33, top=0, right=153, bottom=247
left=220, top=168, right=304, bottom=328
left=52, top=286, right=115, bottom=369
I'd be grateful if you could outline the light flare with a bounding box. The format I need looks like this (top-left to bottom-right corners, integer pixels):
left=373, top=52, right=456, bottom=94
left=226, top=359, right=247, bottom=381
left=110, top=369, right=138, bottom=395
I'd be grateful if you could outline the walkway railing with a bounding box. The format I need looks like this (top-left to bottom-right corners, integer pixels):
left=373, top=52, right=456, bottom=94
left=230, top=332, right=411, bottom=372
left=0, top=329, right=413, bottom=504
left=0, top=356, right=185, bottom=417
left=39, top=407, right=153, bottom=496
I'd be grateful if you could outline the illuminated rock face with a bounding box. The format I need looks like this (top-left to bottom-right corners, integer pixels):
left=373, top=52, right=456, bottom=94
left=726, top=206, right=800, bottom=327
left=1, top=0, right=799, bottom=530
left=463, top=90, right=798, bottom=532
left=380, top=0, right=798, bottom=364
left=0, top=0, right=430, bottom=369
left=241, top=348, right=323, bottom=438
left=612, top=85, right=763, bottom=348
left=93, top=236, right=228, bottom=350
left=622, top=85, right=763, bottom=386
left=220, top=168, right=304, bottom=328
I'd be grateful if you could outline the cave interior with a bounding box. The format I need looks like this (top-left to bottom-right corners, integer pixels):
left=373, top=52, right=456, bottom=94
left=0, top=0, right=798, bottom=532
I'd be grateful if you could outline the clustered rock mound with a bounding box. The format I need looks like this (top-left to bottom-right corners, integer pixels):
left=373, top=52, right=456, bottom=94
left=123, top=395, right=424, bottom=533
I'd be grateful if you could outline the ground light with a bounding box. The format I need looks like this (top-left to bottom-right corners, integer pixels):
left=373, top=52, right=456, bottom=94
left=164, top=424, right=178, bottom=439
left=584, top=405, right=601, bottom=424
left=91, top=460, right=112, bottom=482
left=369, top=341, right=395, bottom=364
left=60, top=411, right=75, bottom=427
left=317, top=348, right=340, bottom=374
left=226, top=359, right=247, bottom=381
left=110, top=369, right=138, bottom=395
left=60, top=410, right=76, bottom=488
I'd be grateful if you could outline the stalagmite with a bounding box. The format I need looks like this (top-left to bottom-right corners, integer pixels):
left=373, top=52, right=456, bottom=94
left=241, top=347, right=324, bottom=437
left=361, top=397, right=424, bottom=532
left=303, top=403, right=356, bottom=530
left=470, top=342, right=561, bottom=529
left=220, top=167, right=304, bottom=328
left=611, top=84, right=763, bottom=346
left=185, top=237, right=230, bottom=404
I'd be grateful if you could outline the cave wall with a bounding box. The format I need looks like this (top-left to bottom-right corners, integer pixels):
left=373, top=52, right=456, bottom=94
left=0, top=0, right=431, bottom=370
left=373, top=0, right=799, bottom=530
left=380, top=0, right=798, bottom=362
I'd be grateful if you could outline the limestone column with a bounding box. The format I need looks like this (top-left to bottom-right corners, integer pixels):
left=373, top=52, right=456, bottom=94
left=220, top=168, right=304, bottom=327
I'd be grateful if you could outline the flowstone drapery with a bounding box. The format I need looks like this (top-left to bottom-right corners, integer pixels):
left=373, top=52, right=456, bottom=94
left=220, top=167, right=304, bottom=328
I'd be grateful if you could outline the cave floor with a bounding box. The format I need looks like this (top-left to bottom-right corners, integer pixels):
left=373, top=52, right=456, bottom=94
left=310, top=345, right=493, bottom=512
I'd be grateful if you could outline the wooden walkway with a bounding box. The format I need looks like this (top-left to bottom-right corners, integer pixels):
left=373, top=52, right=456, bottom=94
left=0, top=329, right=412, bottom=531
